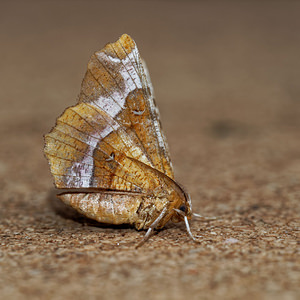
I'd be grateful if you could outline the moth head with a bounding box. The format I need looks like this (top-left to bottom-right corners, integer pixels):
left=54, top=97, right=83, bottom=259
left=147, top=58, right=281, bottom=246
left=170, top=189, right=202, bottom=243
left=171, top=189, right=192, bottom=223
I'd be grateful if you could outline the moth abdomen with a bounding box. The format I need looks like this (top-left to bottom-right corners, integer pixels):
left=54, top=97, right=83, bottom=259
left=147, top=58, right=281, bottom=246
left=58, top=192, right=142, bottom=226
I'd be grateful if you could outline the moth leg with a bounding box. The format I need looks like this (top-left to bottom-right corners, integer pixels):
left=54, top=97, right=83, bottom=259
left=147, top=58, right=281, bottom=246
left=174, top=208, right=202, bottom=242
left=136, top=227, right=153, bottom=249
left=136, top=207, right=168, bottom=248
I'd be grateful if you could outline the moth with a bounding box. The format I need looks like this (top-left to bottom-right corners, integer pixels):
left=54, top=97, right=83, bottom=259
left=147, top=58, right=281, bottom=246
left=44, top=34, right=202, bottom=246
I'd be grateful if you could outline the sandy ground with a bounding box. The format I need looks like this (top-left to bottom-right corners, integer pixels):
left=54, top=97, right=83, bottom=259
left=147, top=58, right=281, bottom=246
left=0, top=1, right=299, bottom=299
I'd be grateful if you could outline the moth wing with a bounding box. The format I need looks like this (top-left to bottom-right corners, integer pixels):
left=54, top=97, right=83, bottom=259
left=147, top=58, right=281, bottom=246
left=78, top=34, right=174, bottom=179
left=44, top=34, right=173, bottom=192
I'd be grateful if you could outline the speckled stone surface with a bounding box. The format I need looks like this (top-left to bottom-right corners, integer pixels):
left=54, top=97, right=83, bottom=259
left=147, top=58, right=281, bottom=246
left=0, top=1, right=299, bottom=299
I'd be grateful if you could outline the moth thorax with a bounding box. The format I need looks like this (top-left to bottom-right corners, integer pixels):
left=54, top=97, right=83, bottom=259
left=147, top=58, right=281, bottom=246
left=134, top=194, right=168, bottom=230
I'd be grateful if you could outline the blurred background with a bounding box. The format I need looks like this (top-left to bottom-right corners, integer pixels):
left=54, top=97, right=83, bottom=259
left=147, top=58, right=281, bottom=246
left=1, top=0, right=300, bottom=186
left=0, top=1, right=299, bottom=299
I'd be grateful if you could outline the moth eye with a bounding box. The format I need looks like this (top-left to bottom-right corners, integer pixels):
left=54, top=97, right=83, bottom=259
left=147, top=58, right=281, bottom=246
left=179, top=205, right=187, bottom=213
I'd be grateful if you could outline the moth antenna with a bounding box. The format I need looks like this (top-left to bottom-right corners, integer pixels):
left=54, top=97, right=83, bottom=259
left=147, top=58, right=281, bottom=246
left=193, top=213, right=218, bottom=220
